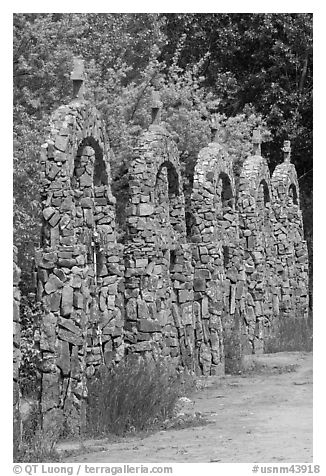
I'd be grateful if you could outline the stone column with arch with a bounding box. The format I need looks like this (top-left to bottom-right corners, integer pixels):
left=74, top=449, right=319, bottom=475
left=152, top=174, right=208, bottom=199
left=124, top=91, right=196, bottom=369
left=270, top=140, right=309, bottom=343
left=36, top=58, right=124, bottom=435
left=237, top=129, right=277, bottom=354
left=190, top=116, right=244, bottom=375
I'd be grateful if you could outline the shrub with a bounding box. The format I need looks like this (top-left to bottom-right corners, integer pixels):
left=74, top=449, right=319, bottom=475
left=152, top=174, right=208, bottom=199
left=85, top=355, right=195, bottom=436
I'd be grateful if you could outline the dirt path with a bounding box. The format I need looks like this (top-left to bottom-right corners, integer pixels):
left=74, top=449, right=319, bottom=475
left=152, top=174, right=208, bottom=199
left=61, top=351, right=312, bottom=463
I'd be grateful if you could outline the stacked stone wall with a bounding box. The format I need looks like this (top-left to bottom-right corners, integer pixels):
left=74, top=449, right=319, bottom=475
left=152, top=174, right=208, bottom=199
left=31, top=70, right=309, bottom=435
left=124, top=124, right=195, bottom=369
left=36, top=100, right=124, bottom=434
left=271, top=160, right=309, bottom=326
left=190, top=141, right=240, bottom=374
left=237, top=154, right=278, bottom=353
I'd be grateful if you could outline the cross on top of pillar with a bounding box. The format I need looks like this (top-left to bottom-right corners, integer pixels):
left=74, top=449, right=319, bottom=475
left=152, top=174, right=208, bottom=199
left=282, top=140, right=292, bottom=163
left=252, top=128, right=262, bottom=156
left=151, top=90, right=163, bottom=125
left=71, top=57, right=85, bottom=100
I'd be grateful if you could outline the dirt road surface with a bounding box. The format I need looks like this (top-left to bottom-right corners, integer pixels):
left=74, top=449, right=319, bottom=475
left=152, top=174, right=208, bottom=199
left=60, top=351, right=312, bottom=463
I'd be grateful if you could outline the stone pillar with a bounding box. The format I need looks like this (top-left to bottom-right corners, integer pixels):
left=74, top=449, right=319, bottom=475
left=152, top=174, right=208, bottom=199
left=270, top=141, right=309, bottom=349
left=237, top=132, right=277, bottom=354
left=124, top=104, right=194, bottom=369
left=191, top=139, right=241, bottom=375
left=36, top=70, right=122, bottom=435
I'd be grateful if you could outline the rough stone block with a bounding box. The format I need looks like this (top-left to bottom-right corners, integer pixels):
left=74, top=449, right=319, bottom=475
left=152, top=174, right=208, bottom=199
left=194, top=268, right=211, bottom=279
left=178, top=289, right=191, bottom=303
left=132, top=341, right=153, bottom=352
left=55, top=135, right=69, bottom=152
left=56, top=340, right=70, bottom=376
left=58, top=317, right=81, bottom=335
left=181, top=302, right=193, bottom=326
left=201, top=297, right=209, bottom=318
left=48, top=212, right=61, bottom=227
left=138, top=319, right=161, bottom=333
left=126, top=298, right=138, bottom=321
left=50, top=291, right=61, bottom=312
left=41, top=371, right=60, bottom=412
left=44, top=274, right=64, bottom=294
left=61, top=285, right=74, bottom=316
left=58, top=328, right=83, bottom=346
left=193, top=278, right=206, bottom=292
left=70, top=346, right=82, bottom=379
left=43, top=207, right=56, bottom=221
left=138, top=203, right=154, bottom=216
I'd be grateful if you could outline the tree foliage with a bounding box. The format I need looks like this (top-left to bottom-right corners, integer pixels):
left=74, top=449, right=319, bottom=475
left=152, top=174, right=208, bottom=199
left=161, top=14, right=312, bottom=170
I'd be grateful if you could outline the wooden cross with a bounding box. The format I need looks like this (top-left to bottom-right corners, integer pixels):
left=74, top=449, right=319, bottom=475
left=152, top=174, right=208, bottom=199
left=71, top=57, right=85, bottom=100
left=252, top=129, right=262, bottom=156
left=282, top=140, right=291, bottom=163
left=151, top=90, right=163, bottom=125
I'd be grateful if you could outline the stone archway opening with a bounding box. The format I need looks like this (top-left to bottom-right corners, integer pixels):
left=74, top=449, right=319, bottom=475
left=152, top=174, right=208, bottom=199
left=71, top=136, right=110, bottom=278
left=220, top=173, right=234, bottom=208
left=215, top=172, right=235, bottom=258
left=73, top=136, right=108, bottom=188
left=288, top=183, right=298, bottom=206
left=257, top=179, right=270, bottom=207
left=257, top=179, right=271, bottom=233
left=154, top=161, right=183, bottom=285
left=154, top=161, right=182, bottom=246
left=215, top=172, right=234, bottom=220
left=210, top=171, right=236, bottom=276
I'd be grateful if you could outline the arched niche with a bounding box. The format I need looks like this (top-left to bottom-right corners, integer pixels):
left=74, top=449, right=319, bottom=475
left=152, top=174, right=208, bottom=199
left=239, top=156, right=272, bottom=204
left=155, top=161, right=179, bottom=195
left=288, top=183, right=298, bottom=206
left=256, top=179, right=272, bottom=235
left=73, top=136, right=108, bottom=188
left=215, top=171, right=236, bottom=244
left=191, top=142, right=237, bottom=244
left=271, top=162, right=301, bottom=209
left=238, top=155, right=273, bottom=243
left=220, top=173, right=234, bottom=206
left=154, top=160, right=183, bottom=247
left=126, top=125, right=187, bottom=250
left=257, top=179, right=271, bottom=207
left=70, top=135, right=115, bottom=250
left=271, top=162, right=304, bottom=246
left=40, top=101, right=115, bottom=249
left=215, top=172, right=234, bottom=211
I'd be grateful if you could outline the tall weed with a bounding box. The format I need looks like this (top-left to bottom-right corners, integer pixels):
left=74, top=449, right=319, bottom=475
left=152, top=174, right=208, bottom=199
left=86, top=355, right=195, bottom=436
